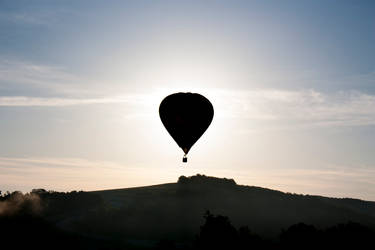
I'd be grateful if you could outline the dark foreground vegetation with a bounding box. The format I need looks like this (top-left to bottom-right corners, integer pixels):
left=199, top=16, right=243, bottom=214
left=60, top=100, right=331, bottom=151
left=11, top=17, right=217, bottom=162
left=1, top=175, right=375, bottom=249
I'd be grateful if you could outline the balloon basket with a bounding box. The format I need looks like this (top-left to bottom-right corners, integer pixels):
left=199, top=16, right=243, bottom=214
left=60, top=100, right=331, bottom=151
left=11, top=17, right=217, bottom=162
left=182, top=155, right=187, bottom=163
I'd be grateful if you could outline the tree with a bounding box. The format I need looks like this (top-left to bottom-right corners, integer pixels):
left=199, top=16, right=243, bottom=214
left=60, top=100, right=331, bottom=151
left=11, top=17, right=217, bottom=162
left=195, top=211, right=238, bottom=250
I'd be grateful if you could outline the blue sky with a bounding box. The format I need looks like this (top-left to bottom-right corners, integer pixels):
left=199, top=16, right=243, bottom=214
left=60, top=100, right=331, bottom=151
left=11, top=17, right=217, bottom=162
left=1, top=1, right=375, bottom=200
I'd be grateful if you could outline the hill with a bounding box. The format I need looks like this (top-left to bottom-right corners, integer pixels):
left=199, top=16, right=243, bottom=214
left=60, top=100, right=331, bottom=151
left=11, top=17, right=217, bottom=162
left=2, top=174, right=375, bottom=249
left=90, top=174, right=375, bottom=241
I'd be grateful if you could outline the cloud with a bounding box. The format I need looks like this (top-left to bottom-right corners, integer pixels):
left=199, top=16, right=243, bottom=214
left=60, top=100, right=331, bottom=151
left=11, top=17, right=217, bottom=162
left=0, top=157, right=168, bottom=193
left=0, top=60, right=84, bottom=95
left=231, top=164, right=375, bottom=201
left=0, top=7, right=76, bottom=27
left=1, top=59, right=375, bottom=127
left=0, top=12, right=50, bottom=26
left=0, top=96, right=132, bottom=107
left=211, top=88, right=375, bottom=128
left=1, top=157, right=375, bottom=201
left=1, top=88, right=375, bottom=128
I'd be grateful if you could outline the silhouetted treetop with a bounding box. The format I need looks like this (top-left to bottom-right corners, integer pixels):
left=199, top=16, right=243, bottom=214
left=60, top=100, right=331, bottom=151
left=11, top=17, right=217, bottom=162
left=195, top=211, right=238, bottom=250
left=178, top=174, right=236, bottom=187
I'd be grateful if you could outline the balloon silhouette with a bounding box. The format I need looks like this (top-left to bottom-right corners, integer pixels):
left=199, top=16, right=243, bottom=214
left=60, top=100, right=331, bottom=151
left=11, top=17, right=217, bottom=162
left=159, top=92, right=214, bottom=163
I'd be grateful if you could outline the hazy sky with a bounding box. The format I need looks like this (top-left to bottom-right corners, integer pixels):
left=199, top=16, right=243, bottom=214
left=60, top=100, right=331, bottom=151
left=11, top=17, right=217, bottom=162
left=1, top=0, right=375, bottom=200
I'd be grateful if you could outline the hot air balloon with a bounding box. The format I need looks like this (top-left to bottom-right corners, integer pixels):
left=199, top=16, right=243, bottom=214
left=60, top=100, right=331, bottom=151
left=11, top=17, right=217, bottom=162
left=159, top=92, right=214, bottom=163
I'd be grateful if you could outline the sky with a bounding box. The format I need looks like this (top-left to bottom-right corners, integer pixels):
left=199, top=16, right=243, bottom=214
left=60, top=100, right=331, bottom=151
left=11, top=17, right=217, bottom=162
left=1, top=0, right=375, bottom=200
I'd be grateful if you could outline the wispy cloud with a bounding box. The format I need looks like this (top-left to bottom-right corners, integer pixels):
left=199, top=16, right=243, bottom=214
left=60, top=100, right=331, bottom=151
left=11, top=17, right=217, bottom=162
left=0, top=157, right=223, bottom=194
left=231, top=164, right=375, bottom=201
left=0, top=96, right=132, bottom=107
left=0, top=59, right=85, bottom=95
left=211, top=88, right=375, bottom=128
left=0, top=157, right=162, bottom=192
left=1, top=156, right=374, bottom=201
left=0, top=59, right=142, bottom=97
left=1, top=59, right=375, bottom=127
left=1, top=88, right=375, bottom=128
left=0, top=12, right=50, bottom=26
left=0, top=8, right=75, bottom=27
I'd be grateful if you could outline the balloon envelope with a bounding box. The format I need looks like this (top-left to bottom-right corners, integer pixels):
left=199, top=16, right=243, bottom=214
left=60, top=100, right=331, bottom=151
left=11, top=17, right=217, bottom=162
left=159, top=92, right=214, bottom=157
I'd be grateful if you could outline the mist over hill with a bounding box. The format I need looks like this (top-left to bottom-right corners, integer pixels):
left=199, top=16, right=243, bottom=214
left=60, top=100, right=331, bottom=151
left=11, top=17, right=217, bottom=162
left=2, top=174, right=375, bottom=249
